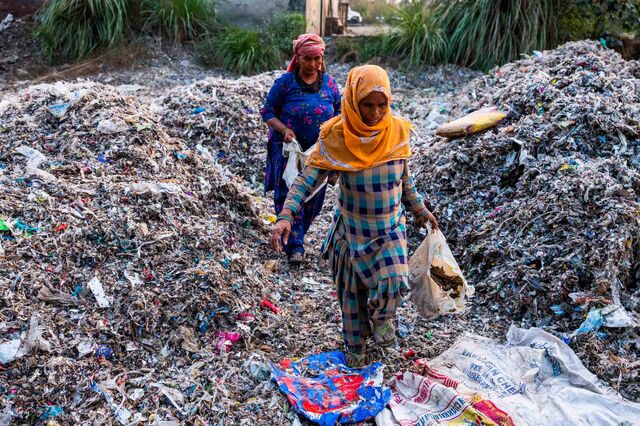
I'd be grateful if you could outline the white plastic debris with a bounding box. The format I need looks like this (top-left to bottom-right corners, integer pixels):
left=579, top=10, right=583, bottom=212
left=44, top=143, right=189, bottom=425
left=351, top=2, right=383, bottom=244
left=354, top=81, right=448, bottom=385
left=76, top=340, right=95, bottom=358
left=0, top=14, right=13, bottom=33
left=88, top=276, right=111, bottom=308
left=0, top=338, right=21, bottom=364
left=97, top=117, right=129, bottom=134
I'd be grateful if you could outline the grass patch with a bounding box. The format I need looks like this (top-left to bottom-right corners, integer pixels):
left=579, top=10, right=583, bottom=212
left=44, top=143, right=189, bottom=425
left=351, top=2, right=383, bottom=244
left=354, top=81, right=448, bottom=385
left=197, top=27, right=282, bottom=75
left=197, top=12, right=305, bottom=75
left=35, top=0, right=131, bottom=62
left=141, top=0, right=219, bottom=43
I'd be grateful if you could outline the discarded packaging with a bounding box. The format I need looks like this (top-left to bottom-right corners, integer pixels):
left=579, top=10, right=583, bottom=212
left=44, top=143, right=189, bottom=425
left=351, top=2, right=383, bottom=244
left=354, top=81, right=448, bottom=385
left=435, top=106, right=507, bottom=138
left=409, top=228, right=473, bottom=319
left=271, top=351, right=390, bottom=425
left=378, top=326, right=640, bottom=425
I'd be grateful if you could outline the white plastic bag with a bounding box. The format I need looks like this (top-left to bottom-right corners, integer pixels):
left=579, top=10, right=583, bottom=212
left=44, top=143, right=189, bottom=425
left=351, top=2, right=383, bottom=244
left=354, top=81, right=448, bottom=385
left=409, top=228, right=473, bottom=318
left=282, top=139, right=315, bottom=188
left=282, top=140, right=326, bottom=201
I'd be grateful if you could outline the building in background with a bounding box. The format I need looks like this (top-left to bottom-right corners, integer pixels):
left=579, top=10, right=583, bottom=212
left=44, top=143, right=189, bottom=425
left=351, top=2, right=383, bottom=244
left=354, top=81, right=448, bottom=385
left=306, top=0, right=350, bottom=36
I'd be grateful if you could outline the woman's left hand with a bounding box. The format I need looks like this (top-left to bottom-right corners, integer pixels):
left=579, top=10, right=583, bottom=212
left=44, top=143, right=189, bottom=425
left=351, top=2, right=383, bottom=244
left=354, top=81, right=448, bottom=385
left=417, top=212, right=439, bottom=231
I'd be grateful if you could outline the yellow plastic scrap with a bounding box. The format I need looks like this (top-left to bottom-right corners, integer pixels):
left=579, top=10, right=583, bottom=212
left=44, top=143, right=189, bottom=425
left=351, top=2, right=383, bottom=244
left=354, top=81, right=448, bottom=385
left=436, top=106, right=508, bottom=139
left=260, top=213, right=277, bottom=223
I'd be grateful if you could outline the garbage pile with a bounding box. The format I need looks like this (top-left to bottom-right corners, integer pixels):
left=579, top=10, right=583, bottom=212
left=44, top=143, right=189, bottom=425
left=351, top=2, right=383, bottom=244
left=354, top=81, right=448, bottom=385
left=0, top=81, right=302, bottom=424
left=156, top=74, right=279, bottom=190
left=411, top=41, right=640, bottom=397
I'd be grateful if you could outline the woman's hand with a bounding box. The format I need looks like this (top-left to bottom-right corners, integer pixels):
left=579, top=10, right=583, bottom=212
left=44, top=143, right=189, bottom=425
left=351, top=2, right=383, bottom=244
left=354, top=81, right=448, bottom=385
left=282, top=128, right=296, bottom=143
left=271, top=219, right=292, bottom=253
left=417, top=211, right=439, bottom=232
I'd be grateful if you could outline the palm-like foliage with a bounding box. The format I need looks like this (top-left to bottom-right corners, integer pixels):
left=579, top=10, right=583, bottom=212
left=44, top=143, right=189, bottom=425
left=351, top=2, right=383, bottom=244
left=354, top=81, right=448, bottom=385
left=142, top=0, right=218, bottom=43
left=435, top=0, right=561, bottom=71
left=36, top=0, right=130, bottom=62
left=387, top=1, right=446, bottom=69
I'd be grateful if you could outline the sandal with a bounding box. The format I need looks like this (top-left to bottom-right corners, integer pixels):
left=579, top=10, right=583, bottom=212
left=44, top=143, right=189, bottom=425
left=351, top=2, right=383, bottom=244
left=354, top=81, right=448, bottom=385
left=345, top=350, right=368, bottom=368
left=373, top=321, right=396, bottom=347
left=288, top=252, right=304, bottom=265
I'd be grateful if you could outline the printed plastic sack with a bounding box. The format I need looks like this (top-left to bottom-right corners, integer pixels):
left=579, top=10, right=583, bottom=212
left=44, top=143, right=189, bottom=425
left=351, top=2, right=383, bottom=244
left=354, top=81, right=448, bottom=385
left=270, top=351, right=390, bottom=425
left=378, top=326, right=640, bottom=426
left=282, top=139, right=315, bottom=188
left=409, top=228, right=473, bottom=319
left=376, top=370, right=515, bottom=426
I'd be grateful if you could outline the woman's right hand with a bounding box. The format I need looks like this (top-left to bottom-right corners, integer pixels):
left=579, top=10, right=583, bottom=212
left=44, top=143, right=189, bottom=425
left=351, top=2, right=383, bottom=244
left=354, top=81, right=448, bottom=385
left=271, top=219, right=292, bottom=253
left=282, top=128, right=296, bottom=143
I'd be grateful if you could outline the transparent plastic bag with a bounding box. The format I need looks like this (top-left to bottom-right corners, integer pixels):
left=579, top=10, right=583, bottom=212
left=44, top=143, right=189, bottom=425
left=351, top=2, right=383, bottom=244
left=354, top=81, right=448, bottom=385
left=409, top=228, right=474, bottom=319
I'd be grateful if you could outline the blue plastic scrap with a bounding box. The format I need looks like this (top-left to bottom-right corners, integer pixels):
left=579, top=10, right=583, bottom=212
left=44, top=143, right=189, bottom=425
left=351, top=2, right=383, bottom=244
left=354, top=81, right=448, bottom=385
left=565, top=309, right=604, bottom=343
left=198, top=305, right=231, bottom=334
left=39, top=405, right=63, bottom=421
left=48, top=102, right=71, bottom=118
left=270, top=351, right=391, bottom=425
left=575, top=309, right=604, bottom=335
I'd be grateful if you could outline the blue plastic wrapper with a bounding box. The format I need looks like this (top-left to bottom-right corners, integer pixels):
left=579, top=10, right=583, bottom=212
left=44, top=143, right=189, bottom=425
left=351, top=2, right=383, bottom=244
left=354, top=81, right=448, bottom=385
left=48, top=102, right=71, bottom=118
left=39, top=405, right=63, bottom=421
left=271, top=351, right=390, bottom=425
left=95, top=345, right=113, bottom=359
left=564, top=308, right=605, bottom=343
left=575, top=309, right=604, bottom=335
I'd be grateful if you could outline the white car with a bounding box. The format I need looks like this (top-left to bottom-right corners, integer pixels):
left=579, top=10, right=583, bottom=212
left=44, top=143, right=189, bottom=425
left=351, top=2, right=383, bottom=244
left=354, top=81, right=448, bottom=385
left=348, top=8, right=362, bottom=24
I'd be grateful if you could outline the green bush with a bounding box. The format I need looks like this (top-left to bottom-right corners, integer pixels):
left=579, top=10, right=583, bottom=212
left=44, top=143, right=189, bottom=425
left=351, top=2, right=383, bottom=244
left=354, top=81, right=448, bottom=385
left=197, top=27, right=282, bottom=75
left=559, top=0, right=640, bottom=40
left=387, top=1, right=446, bottom=69
left=435, top=0, right=561, bottom=71
left=36, top=0, right=131, bottom=62
left=268, top=12, right=306, bottom=56
left=141, top=0, right=218, bottom=43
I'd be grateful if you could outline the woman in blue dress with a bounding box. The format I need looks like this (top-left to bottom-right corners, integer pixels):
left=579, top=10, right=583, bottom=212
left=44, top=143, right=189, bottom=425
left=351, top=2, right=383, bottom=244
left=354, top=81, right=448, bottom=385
left=261, top=33, right=342, bottom=264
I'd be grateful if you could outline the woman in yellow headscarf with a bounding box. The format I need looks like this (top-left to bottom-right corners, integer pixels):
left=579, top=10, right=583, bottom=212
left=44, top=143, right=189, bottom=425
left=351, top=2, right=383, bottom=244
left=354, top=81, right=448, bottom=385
left=270, top=65, right=438, bottom=367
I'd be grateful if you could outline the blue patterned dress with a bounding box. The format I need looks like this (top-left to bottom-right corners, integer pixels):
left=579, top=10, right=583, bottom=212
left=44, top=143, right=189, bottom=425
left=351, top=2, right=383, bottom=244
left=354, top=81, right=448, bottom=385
left=261, top=71, right=342, bottom=256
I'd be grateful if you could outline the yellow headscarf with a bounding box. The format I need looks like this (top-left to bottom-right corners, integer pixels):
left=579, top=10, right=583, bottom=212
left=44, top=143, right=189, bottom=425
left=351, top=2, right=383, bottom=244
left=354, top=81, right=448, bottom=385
left=306, top=65, right=413, bottom=171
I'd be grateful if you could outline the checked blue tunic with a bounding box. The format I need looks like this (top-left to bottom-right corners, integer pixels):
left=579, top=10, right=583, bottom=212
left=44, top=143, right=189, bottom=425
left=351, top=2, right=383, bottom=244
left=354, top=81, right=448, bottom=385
left=279, top=159, right=429, bottom=352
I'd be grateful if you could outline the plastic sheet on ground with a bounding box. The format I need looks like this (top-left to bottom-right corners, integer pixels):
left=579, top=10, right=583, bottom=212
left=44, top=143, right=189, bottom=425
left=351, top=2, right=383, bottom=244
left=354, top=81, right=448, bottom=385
left=270, top=351, right=391, bottom=425
left=378, top=326, right=640, bottom=426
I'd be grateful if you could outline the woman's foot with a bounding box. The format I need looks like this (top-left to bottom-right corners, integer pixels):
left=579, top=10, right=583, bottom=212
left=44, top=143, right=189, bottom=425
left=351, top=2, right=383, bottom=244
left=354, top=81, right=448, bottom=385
left=373, top=321, right=396, bottom=347
left=345, top=351, right=368, bottom=368
left=288, top=252, right=304, bottom=265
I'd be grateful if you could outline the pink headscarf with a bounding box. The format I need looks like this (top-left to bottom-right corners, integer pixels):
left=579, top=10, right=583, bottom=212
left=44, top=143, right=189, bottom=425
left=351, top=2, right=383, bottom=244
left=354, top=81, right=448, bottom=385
left=286, top=33, right=326, bottom=72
